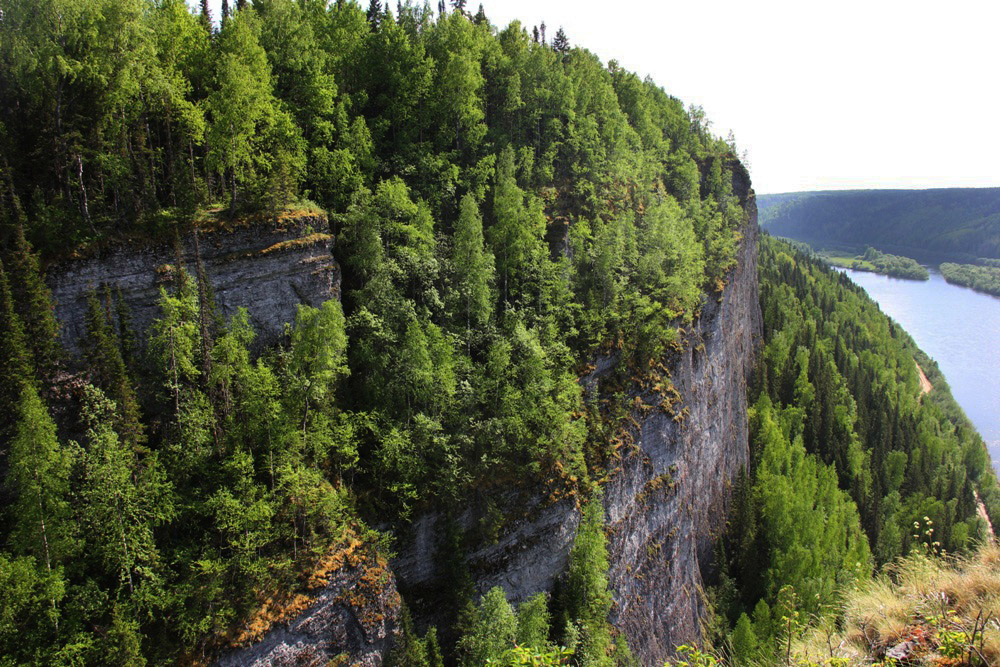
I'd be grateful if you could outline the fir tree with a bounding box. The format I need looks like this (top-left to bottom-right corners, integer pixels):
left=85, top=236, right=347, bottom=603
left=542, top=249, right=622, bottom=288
left=199, top=0, right=212, bottom=32
left=5, top=225, right=61, bottom=383
left=473, top=4, right=487, bottom=25
left=0, top=258, right=32, bottom=439
left=552, top=27, right=570, bottom=54
left=9, top=383, right=75, bottom=572
left=84, top=291, right=145, bottom=451
left=450, top=193, right=494, bottom=336
left=78, top=385, right=170, bottom=598
left=367, top=0, right=383, bottom=28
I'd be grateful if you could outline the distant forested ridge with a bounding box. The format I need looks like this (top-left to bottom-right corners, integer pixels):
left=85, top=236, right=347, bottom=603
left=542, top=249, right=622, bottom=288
left=0, top=0, right=749, bottom=662
left=759, top=188, right=1000, bottom=263
left=713, top=235, right=999, bottom=664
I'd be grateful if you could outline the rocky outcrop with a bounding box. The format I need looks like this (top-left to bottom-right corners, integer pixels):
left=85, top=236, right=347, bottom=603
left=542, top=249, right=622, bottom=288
left=46, top=216, right=337, bottom=357
left=391, top=168, right=761, bottom=664
left=602, top=173, right=760, bottom=663
left=159, top=171, right=759, bottom=666
left=216, top=541, right=401, bottom=667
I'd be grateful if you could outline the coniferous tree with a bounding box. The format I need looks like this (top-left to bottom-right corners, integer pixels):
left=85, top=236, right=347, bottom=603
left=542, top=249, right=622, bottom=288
left=367, top=0, right=383, bottom=28
left=456, top=587, right=517, bottom=665
left=562, top=492, right=614, bottom=665
left=78, top=385, right=171, bottom=600
left=489, top=146, right=544, bottom=305
left=199, top=0, right=212, bottom=32
left=451, top=0, right=468, bottom=16
left=84, top=291, right=145, bottom=451
left=473, top=4, right=487, bottom=25
left=5, top=226, right=61, bottom=383
left=450, top=193, right=494, bottom=335
left=552, top=27, right=570, bottom=54
left=0, top=259, right=32, bottom=439
left=8, top=384, right=75, bottom=572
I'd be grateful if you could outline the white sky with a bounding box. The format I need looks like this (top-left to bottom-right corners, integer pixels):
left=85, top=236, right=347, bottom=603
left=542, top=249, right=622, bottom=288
left=205, top=0, right=1000, bottom=194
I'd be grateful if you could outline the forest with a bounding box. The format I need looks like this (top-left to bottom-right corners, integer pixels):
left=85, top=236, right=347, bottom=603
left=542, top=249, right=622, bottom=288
left=710, top=236, right=998, bottom=665
left=0, top=0, right=745, bottom=663
left=940, top=262, right=1000, bottom=298
left=758, top=189, right=1000, bottom=264
left=820, top=246, right=929, bottom=280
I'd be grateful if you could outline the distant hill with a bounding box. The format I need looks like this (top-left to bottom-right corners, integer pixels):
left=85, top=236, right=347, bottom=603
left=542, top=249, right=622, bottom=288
left=758, top=188, right=1000, bottom=263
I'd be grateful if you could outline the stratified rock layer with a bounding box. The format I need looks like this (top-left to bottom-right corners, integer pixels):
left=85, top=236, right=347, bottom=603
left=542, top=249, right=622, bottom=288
left=216, top=544, right=401, bottom=667
left=603, top=170, right=760, bottom=663
left=391, top=165, right=761, bottom=664
left=46, top=216, right=337, bottom=357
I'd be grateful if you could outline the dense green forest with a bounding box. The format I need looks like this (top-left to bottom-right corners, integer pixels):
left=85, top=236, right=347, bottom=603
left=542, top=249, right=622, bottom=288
left=0, top=0, right=747, bottom=663
left=712, top=236, right=998, bottom=665
left=821, top=246, right=929, bottom=280
left=940, top=262, right=1000, bottom=298
left=759, top=189, right=1000, bottom=264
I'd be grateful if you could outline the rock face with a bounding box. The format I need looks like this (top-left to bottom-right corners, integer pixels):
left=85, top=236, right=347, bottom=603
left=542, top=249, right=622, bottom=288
left=215, top=543, right=401, bottom=667
left=46, top=216, right=337, bottom=357
left=391, top=166, right=761, bottom=663
left=60, top=172, right=758, bottom=664
left=602, top=169, right=760, bottom=663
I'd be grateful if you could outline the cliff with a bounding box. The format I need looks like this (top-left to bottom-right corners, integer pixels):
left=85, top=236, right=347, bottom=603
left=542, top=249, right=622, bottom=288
left=603, top=168, right=760, bottom=662
left=217, top=173, right=760, bottom=666
left=215, top=540, right=401, bottom=667
left=45, top=216, right=338, bottom=357
left=391, top=167, right=761, bottom=663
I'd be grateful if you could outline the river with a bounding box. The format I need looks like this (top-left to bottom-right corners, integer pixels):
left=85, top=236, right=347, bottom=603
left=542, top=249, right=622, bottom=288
left=838, top=267, right=1000, bottom=473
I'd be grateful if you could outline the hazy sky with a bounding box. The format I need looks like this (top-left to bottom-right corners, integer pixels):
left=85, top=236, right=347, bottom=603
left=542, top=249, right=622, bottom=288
left=205, top=0, right=1000, bottom=194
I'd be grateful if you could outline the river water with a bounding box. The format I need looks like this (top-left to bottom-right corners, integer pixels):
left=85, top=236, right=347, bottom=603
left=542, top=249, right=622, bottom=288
left=838, top=267, right=1000, bottom=472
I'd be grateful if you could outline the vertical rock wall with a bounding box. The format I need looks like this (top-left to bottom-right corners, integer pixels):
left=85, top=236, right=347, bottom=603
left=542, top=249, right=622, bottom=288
left=391, top=168, right=761, bottom=663
left=603, top=175, right=760, bottom=663
left=45, top=216, right=337, bottom=358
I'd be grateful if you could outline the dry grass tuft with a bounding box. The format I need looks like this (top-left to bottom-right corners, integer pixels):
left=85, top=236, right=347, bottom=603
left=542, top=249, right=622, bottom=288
left=792, top=545, right=1000, bottom=665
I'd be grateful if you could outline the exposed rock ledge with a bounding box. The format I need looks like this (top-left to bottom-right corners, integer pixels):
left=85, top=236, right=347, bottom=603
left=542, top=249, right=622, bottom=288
left=215, top=542, right=401, bottom=667
left=46, top=216, right=337, bottom=357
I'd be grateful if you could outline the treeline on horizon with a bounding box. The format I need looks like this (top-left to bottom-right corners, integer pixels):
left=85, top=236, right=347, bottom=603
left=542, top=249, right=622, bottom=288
left=0, top=0, right=748, bottom=663
left=710, top=236, right=999, bottom=664
left=758, top=189, right=1000, bottom=264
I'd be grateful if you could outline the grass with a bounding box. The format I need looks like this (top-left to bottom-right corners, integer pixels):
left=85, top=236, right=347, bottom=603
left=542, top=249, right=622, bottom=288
left=792, top=545, right=1000, bottom=665
left=821, top=254, right=878, bottom=272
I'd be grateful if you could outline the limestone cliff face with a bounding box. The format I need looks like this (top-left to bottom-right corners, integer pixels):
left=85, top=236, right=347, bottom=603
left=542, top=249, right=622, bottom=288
left=60, top=174, right=758, bottom=665
left=46, top=216, right=337, bottom=357
left=215, top=543, right=401, bottom=667
left=602, top=171, right=760, bottom=663
left=391, top=167, right=761, bottom=663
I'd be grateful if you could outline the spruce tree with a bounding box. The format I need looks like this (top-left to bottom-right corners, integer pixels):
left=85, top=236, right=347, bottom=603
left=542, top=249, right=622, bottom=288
left=199, top=0, right=212, bottom=32
left=0, top=258, right=33, bottom=439
left=78, top=385, right=168, bottom=598
left=9, top=383, right=75, bottom=572
left=367, top=0, right=383, bottom=28
left=473, top=4, right=487, bottom=25
left=6, top=225, right=61, bottom=383
left=84, top=291, right=145, bottom=452
left=552, top=27, right=570, bottom=54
